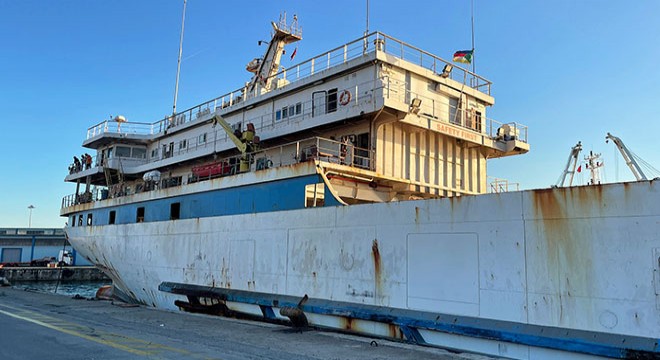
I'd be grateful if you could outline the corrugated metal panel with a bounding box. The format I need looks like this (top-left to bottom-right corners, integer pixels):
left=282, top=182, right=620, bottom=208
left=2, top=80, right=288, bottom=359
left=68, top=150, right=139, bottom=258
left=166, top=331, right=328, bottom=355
left=376, top=121, right=486, bottom=196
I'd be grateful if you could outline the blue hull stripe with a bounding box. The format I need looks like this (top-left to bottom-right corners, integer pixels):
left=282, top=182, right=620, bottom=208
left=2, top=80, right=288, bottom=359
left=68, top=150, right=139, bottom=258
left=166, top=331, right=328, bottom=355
left=68, top=175, right=338, bottom=226
left=159, top=282, right=659, bottom=358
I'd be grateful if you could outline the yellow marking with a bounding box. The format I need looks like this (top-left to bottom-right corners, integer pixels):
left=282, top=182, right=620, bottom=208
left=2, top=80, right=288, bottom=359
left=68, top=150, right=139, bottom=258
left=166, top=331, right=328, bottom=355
left=0, top=303, right=218, bottom=359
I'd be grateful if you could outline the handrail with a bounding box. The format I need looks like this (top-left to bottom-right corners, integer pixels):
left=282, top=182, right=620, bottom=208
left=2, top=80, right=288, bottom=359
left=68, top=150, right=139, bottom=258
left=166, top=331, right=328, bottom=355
left=71, top=77, right=526, bottom=181
left=85, top=31, right=492, bottom=140
left=62, top=135, right=374, bottom=209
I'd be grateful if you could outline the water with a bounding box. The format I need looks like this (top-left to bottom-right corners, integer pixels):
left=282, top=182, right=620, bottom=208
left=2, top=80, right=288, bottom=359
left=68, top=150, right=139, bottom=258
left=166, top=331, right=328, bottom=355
left=11, top=280, right=111, bottom=299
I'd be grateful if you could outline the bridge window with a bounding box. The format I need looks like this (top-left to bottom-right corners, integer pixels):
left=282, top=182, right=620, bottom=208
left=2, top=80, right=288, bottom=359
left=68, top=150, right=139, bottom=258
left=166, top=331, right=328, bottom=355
left=70, top=216, right=75, bottom=227
left=136, top=207, right=145, bottom=223
left=170, top=202, right=181, bottom=220
left=78, top=215, right=83, bottom=226
left=115, top=146, right=131, bottom=158
left=132, top=147, right=146, bottom=159
left=198, top=133, right=207, bottom=144
left=86, top=214, right=93, bottom=226
left=109, top=211, right=116, bottom=225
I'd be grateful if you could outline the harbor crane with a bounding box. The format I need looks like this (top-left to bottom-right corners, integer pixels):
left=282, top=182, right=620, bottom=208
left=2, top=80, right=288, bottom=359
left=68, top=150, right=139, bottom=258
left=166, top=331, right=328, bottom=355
left=556, top=141, right=582, bottom=187
left=605, top=132, right=647, bottom=181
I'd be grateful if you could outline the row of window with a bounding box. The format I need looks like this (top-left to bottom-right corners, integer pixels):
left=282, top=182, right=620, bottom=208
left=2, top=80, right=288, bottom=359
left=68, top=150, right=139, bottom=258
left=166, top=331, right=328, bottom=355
left=69, top=179, right=330, bottom=228
left=104, top=88, right=345, bottom=163
left=275, top=102, right=303, bottom=121
left=70, top=203, right=182, bottom=228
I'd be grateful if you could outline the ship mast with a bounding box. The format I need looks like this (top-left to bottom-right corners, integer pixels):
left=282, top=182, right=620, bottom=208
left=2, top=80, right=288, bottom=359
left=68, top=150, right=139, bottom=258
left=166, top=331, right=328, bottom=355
left=172, top=0, right=187, bottom=116
left=585, top=150, right=604, bottom=185
left=245, top=13, right=302, bottom=95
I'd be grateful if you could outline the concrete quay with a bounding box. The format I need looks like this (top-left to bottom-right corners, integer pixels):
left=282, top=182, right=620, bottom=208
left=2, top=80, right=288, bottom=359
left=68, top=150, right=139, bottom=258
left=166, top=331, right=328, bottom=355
left=0, top=266, right=109, bottom=282
left=0, top=287, right=498, bottom=360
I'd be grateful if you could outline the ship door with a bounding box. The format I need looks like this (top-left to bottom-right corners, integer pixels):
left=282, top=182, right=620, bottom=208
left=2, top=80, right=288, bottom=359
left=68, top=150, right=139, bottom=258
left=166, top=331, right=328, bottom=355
left=312, top=91, right=326, bottom=117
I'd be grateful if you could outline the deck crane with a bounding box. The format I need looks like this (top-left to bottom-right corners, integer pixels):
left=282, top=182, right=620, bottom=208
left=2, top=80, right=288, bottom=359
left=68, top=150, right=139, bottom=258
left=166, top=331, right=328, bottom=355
left=605, top=133, right=647, bottom=181
left=211, top=114, right=258, bottom=173
left=556, top=141, right=582, bottom=187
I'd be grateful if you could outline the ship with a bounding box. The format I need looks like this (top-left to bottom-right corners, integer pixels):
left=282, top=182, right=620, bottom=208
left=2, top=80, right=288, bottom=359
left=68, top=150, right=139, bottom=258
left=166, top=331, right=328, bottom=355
left=61, top=14, right=659, bottom=359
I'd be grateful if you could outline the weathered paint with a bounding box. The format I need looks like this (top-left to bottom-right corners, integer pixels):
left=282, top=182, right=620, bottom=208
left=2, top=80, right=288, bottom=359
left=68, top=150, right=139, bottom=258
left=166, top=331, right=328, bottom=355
left=67, top=180, right=660, bottom=359
left=159, top=282, right=659, bottom=359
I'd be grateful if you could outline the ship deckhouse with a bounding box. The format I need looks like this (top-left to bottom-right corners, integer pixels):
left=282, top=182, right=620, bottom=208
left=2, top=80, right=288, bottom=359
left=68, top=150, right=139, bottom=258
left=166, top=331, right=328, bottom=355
left=62, top=16, right=529, bottom=217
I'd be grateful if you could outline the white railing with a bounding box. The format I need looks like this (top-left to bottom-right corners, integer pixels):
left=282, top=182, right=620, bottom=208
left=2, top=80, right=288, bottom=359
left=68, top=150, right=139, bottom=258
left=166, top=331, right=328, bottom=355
left=85, top=31, right=491, bottom=140
left=62, top=136, right=374, bottom=209
left=385, top=80, right=528, bottom=143
left=80, top=76, right=527, bottom=177
left=489, top=177, right=520, bottom=193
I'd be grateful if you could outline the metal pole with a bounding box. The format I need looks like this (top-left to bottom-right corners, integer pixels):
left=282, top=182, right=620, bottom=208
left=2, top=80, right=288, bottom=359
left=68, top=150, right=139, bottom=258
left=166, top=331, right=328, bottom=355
left=366, top=0, right=369, bottom=35
left=172, top=0, right=188, bottom=115
left=471, top=0, right=476, bottom=73
left=363, top=0, right=369, bottom=54
left=28, top=205, right=34, bottom=228
left=30, top=235, right=36, bottom=262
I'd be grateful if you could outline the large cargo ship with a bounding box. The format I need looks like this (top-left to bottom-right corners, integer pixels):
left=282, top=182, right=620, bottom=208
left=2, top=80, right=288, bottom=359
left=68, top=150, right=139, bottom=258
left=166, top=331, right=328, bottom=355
left=61, top=14, right=659, bottom=359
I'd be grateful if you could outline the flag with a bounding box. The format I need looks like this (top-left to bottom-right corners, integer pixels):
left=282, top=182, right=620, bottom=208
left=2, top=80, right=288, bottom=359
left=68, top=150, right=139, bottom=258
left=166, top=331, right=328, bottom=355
left=290, top=47, right=297, bottom=60
left=577, top=165, right=582, bottom=173
left=453, top=50, right=473, bottom=64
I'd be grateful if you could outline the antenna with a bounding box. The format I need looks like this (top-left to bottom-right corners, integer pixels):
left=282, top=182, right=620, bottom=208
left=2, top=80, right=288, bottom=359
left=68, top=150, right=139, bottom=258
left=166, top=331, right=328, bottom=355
left=471, top=0, right=475, bottom=73
left=172, top=0, right=187, bottom=116
left=363, top=0, right=370, bottom=54
left=366, top=0, right=369, bottom=35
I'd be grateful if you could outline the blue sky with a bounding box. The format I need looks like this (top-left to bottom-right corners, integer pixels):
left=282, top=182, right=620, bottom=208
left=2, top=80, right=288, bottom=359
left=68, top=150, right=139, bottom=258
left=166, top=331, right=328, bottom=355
left=1, top=0, right=658, bottom=228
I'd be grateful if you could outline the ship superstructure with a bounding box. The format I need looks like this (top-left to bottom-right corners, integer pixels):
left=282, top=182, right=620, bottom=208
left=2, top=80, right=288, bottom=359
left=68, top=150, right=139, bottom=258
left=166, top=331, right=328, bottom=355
left=62, top=16, right=528, bottom=214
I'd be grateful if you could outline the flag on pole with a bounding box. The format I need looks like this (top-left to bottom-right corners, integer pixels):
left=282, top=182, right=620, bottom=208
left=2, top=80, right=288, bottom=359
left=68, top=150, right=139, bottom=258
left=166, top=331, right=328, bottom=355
left=452, top=50, right=473, bottom=64
left=290, top=47, right=297, bottom=60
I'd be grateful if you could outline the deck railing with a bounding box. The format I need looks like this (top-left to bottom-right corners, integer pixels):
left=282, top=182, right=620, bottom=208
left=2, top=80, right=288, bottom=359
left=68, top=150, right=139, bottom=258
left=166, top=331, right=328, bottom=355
left=73, top=74, right=527, bottom=181
left=62, top=136, right=374, bottom=209
left=85, top=31, right=491, bottom=140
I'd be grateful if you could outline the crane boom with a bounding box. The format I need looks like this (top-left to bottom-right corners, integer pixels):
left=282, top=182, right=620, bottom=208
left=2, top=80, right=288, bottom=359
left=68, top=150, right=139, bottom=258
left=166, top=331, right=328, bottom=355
left=557, top=141, right=582, bottom=187
left=211, top=114, right=246, bottom=154
left=605, top=132, right=647, bottom=181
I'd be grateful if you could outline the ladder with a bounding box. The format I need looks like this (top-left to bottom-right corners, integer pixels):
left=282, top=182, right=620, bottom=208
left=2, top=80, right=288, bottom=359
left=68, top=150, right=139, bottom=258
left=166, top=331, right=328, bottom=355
left=103, top=157, right=125, bottom=196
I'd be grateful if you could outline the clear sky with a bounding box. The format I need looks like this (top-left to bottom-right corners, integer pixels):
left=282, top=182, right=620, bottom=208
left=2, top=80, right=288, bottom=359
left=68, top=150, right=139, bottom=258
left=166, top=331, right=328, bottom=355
left=1, top=0, right=659, bottom=228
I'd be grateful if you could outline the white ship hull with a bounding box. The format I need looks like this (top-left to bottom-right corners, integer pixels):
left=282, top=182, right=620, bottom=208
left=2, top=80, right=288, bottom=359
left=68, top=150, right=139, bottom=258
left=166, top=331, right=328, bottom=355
left=66, top=180, right=660, bottom=359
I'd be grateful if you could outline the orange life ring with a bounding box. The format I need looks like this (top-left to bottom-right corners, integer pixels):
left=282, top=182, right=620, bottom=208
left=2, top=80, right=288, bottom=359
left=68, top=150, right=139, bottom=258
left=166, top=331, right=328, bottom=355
left=339, top=90, right=351, bottom=106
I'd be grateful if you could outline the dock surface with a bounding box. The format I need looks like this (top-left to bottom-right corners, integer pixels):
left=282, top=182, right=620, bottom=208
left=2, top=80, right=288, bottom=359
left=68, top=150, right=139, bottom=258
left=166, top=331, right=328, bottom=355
left=0, top=287, right=496, bottom=360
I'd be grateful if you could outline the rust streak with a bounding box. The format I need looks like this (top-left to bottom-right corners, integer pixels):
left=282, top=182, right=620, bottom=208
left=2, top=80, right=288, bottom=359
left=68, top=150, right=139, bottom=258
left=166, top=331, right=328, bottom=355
left=371, top=239, right=383, bottom=301
left=388, top=323, right=403, bottom=339
left=342, top=317, right=354, bottom=331
left=530, top=187, right=596, bottom=324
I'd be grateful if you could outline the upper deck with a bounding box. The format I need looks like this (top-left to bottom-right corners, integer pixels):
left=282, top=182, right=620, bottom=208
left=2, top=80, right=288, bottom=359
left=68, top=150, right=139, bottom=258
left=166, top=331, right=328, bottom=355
left=83, top=32, right=497, bottom=145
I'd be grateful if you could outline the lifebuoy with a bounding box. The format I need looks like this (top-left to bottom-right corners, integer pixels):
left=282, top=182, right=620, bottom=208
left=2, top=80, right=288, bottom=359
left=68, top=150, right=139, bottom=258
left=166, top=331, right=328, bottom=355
left=339, top=90, right=351, bottom=106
